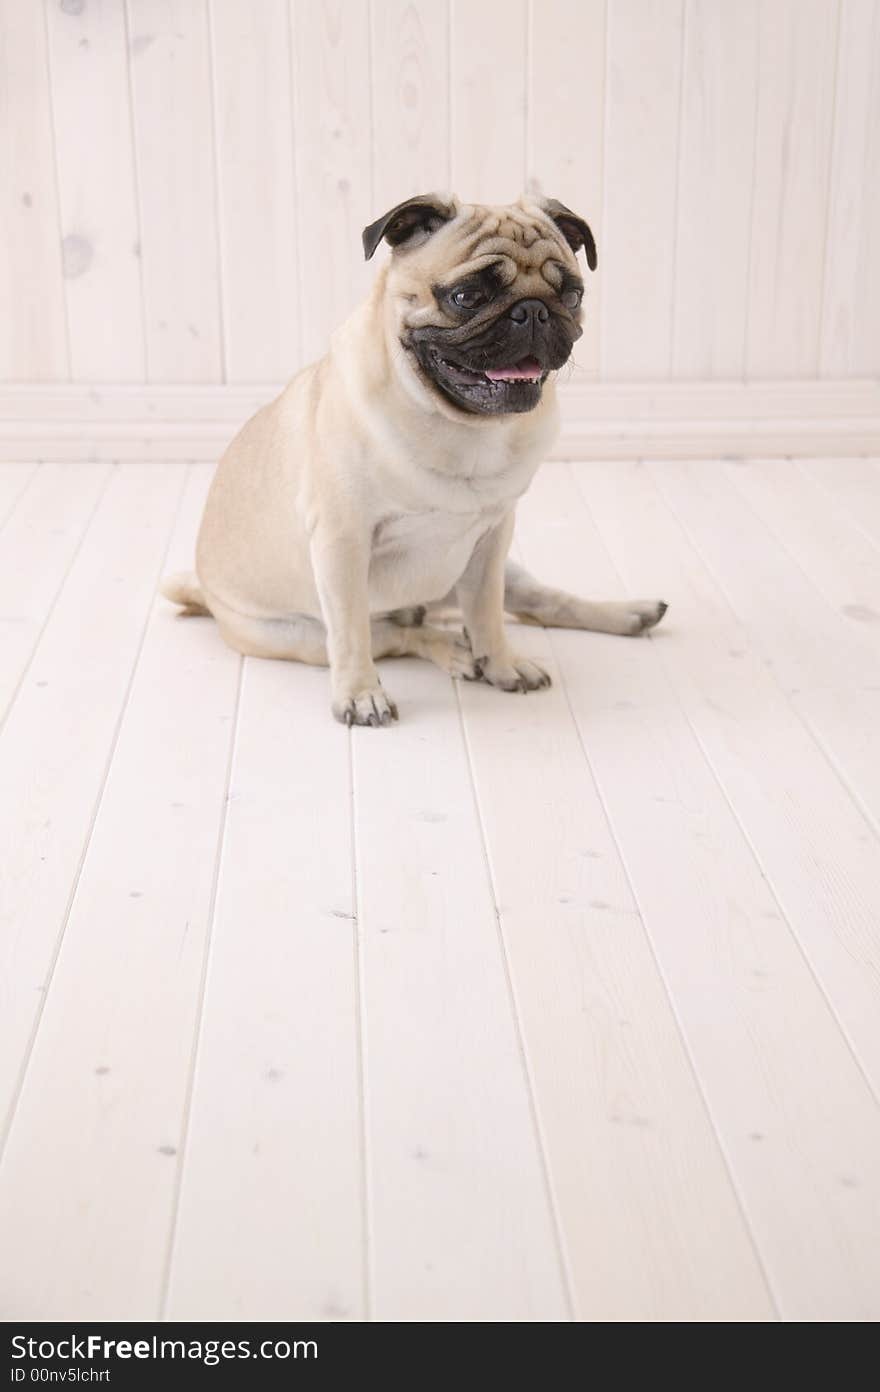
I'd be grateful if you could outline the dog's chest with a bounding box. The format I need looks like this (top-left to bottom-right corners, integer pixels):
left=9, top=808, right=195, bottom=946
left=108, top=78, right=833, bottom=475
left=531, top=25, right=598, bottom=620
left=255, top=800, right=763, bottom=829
left=368, top=503, right=504, bottom=608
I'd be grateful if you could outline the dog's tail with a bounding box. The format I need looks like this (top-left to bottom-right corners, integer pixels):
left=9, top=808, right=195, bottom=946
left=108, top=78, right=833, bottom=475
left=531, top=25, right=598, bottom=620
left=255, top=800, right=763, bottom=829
left=160, top=570, right=211, bottom=617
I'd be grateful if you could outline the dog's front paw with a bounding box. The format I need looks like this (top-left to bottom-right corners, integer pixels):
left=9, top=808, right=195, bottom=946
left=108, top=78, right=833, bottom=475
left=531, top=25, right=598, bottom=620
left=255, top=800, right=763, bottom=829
left=332, top=683, right=399, bottom=727
left=476, top=653, right=552, bottom=693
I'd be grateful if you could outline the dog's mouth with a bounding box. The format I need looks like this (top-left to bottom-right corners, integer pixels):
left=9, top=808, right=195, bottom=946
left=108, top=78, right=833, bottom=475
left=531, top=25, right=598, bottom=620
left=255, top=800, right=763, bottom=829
left=438, top=353, right=544, bottom=384
left=421, top=348, right=549, bottom=414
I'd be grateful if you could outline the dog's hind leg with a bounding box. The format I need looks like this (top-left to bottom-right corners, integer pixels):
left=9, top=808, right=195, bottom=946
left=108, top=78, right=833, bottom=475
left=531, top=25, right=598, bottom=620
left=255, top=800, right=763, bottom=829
left=199, top=595, right=477, bottom=679
left=387, top=605, right=427, bottom=627
left=211, top=605, right=331, bottom=664
left=504, top=560, right=668, bottom=636
left=162, top=578, right=329, bottom=658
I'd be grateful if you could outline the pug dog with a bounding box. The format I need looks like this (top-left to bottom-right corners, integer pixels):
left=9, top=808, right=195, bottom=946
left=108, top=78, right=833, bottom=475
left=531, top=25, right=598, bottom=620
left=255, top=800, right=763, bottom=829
left=162, top=193, right=667, bottom=726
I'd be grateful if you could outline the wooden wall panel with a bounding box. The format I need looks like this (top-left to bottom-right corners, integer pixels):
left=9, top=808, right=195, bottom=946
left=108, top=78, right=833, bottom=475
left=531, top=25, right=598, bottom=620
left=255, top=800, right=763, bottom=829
left=0, top=1, right=68, bottom=380
left=210, top=0, right=300, bottom=382
left=527, top=0, right=606, bottom=379
left=673, top=0, right=759, bottom=378
left=820, top=0, right=880, bottom=375
left=450, top=0, right=528, bottom=204
left=44, top=0, right=145, bottom=381
left=127, top=0, right=223, bottom=381
left=290, top=0, right=373, bottom=367
left=601, top=0, right=684, bottom=379
left=2, top=1, right=876, bottom=386
left=370, top=0, right=450, bottom=214
left=746, top=0, right=839, bottom=378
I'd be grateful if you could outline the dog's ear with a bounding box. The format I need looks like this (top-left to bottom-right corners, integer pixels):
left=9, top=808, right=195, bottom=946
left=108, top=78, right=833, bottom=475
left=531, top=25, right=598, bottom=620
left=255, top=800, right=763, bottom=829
left=541, top=199, right=597, bottom=271
left=362, top=194, right=456, bottom=261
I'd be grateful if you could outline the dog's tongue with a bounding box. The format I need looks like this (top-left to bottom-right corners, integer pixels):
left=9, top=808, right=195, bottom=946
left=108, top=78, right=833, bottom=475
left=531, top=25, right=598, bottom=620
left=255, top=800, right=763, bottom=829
left=484, top=356, right=543, bottom=382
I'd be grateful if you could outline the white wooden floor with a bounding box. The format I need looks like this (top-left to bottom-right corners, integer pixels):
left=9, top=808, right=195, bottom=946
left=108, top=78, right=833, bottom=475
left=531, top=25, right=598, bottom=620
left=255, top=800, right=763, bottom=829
left=1, top=457, right=880, bottom=1323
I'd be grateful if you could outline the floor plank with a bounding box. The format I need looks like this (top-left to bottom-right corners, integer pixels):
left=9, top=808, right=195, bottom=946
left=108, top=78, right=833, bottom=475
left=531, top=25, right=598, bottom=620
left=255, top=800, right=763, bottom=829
left=0, top=462, right=185, bottom=1147
left=0, top=464, right=38, bottom=528
left=650, top=458, right=880, bottom=697
left=714, top=459, right=880, bottom=840
left=648, top=459, right=880, bottom=1097
left=0, top=464, right=233, bottom=1320
left=802, top=457, right=880, bottom=551
left=723, top=458, right=880, bottom=630
left=352, top=658, right=568, bottom=1321
left=790, top=685, right=880, bottom=835
left=165, top=656, right=365, bottom=1322
left=0, top=462, right=110, bottom=722
left=458, top=630, right=774, bottom=1321
left=515, top=463, right=880, bottom=1321
left=1, top=455, right=879, bottom=1321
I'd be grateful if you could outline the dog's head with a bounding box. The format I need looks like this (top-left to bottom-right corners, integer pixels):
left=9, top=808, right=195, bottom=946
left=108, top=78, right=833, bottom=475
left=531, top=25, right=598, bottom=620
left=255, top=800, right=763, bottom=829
left=362, top=194, right=597, bottom=419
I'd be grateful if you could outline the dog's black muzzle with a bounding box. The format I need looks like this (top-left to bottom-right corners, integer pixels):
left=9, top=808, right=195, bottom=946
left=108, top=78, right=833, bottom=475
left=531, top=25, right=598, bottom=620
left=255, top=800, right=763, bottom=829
left=409, top=299, right=581, bottom=416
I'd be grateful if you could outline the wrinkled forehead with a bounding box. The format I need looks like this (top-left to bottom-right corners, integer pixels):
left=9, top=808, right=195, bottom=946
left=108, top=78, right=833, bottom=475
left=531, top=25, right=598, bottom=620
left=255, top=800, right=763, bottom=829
left=392, top=201, right=581, bottom=292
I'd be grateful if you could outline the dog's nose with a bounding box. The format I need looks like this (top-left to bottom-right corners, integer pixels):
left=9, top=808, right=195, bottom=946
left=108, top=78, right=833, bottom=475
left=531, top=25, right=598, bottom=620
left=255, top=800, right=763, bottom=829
left=509, top=298, right=550, bottom=326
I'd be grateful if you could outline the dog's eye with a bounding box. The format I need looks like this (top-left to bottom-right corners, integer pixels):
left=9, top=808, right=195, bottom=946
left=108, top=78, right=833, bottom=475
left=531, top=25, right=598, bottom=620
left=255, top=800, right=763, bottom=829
left=561, top=287, right=583, bottom=310
left=451, top=286, right=487, bottom=310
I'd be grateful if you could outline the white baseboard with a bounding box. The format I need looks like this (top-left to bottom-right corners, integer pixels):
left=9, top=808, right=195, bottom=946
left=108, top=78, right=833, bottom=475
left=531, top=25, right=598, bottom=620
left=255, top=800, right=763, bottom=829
left=0, top=379, right=878, bottom=462
left=556, top=379, right=880, bottom=458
